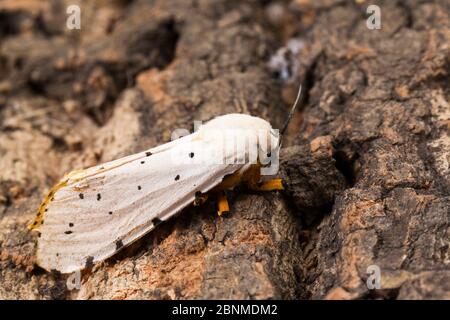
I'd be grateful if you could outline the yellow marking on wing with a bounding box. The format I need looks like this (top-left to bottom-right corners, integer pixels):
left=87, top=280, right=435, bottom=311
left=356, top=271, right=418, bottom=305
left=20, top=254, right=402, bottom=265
left=29, top=178, right=69, bottom=230
left=29, top=167, right=91, bottom=230
left=70, top=175, right=105, bottom=192
left=29, top=165, right=113, bottom=231
left=66, top=168, right=85, bottom=179
left=72, top=184, right=90, bottom=192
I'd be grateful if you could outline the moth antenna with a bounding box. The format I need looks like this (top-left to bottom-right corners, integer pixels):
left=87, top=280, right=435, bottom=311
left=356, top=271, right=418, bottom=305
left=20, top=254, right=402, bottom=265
left=278, top=84, right=302, bottom=146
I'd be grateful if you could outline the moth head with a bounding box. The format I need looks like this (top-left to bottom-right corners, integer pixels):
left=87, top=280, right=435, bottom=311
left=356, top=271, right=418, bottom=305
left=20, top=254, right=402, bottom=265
left=200, top=113, right=279, bottom=165
left=201, top=113, right=275, bottom=142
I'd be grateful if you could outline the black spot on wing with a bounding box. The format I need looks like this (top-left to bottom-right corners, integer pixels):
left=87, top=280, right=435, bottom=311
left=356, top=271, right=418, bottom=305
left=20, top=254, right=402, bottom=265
left=69, top=223, right=74, bottom=227
left=97, top=193, right=101, bottom=201
left=79, top=193, right=84, bottom=199
left=189, top=152, right=194, bottom=158
left=140, top=161, right=145, bottom=164
left=137, top=185, right=142, bottom=190
left=115, top=239, right=124, bottom=251
left=175, top=175, right=180, bottom=181
left=145, top=152, right=152, bottom=157
left=64, top=231, right=73, bottom=234
left=108, top=211, right=113, bottom=215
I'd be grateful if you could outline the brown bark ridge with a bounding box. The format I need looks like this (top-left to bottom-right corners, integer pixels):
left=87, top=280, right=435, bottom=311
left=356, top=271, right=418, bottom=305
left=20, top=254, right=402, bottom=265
left=0, top=0, right=448, bottom=299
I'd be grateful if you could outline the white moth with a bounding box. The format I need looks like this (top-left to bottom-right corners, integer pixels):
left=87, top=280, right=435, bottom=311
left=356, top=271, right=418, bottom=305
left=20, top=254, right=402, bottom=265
left=30, top=86, right=301, bottom=274
left=30, top=114, right=280, bottom=273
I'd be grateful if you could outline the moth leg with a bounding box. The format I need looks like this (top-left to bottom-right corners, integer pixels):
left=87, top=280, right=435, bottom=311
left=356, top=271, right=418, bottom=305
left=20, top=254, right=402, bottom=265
left=244, top=165, right=284, bottom=191
left=217, top=192, right=229, bottom=216
left=248, top=178, right=284, bottom=191
left=193, top=193, right=209, bottom=206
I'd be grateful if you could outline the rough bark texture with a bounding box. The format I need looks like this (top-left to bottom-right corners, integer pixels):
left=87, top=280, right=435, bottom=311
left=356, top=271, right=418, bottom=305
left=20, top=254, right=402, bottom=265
left=0, top=0, right=449, bottom=299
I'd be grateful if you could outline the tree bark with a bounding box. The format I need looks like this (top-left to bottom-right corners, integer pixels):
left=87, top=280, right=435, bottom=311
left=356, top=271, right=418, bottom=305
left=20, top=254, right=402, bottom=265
left=0, top=0, right=448, bottom=299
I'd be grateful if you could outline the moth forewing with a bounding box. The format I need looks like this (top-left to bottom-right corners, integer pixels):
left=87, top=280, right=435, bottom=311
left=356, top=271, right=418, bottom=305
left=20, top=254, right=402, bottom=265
left=33, top=113, right=277, bottom=273
left=34, top=134, right=244, bottom=273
